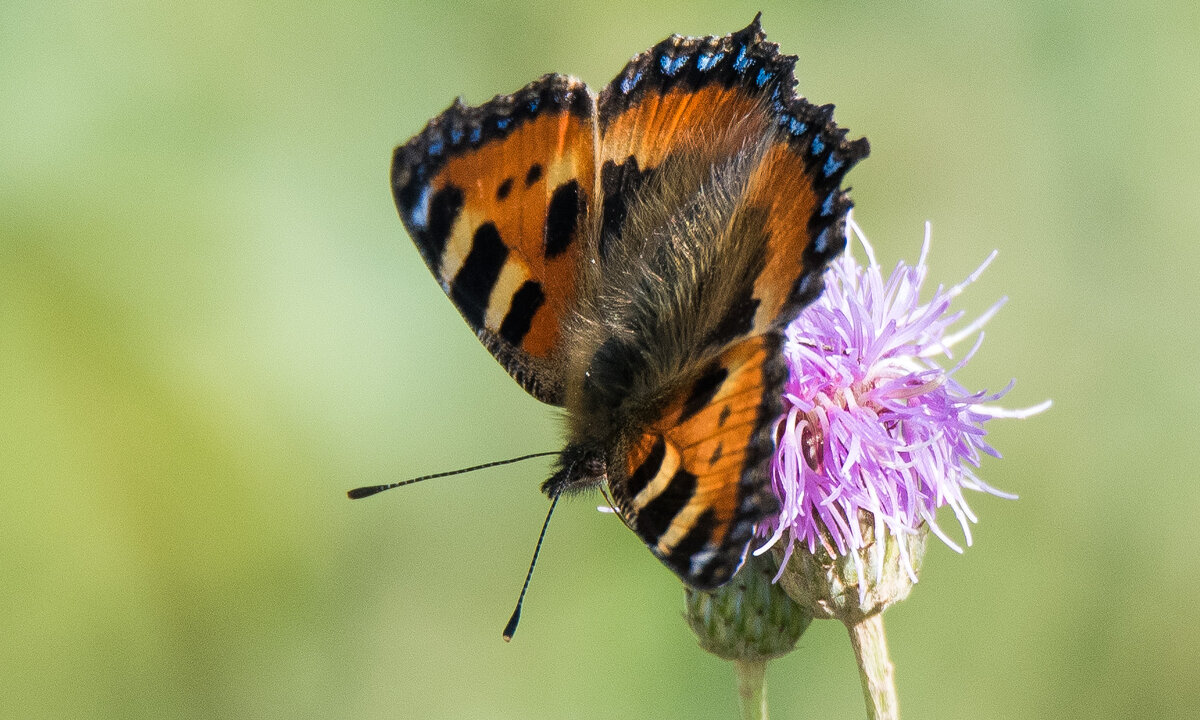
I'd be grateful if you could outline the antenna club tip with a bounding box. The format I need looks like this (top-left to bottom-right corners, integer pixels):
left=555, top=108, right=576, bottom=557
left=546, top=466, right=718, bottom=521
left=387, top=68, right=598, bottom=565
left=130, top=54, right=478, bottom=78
left=347, top=486, right=383, bottom=499
left=502, top=608, right=521, bottom=642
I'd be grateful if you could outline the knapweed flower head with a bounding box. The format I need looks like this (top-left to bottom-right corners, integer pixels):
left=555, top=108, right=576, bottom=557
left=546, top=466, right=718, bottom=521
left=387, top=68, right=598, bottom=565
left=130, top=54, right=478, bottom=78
left=757, top=217, right=1048, bottom=573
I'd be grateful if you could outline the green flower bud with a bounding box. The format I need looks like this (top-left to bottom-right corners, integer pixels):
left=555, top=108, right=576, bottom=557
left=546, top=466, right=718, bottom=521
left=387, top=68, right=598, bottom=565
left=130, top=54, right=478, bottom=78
left=685, top=551, right=811, bottom=662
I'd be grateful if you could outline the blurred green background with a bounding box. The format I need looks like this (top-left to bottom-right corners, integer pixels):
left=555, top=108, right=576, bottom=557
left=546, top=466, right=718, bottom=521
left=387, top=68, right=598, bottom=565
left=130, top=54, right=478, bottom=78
left=3, top=1, right=1197, bottom=718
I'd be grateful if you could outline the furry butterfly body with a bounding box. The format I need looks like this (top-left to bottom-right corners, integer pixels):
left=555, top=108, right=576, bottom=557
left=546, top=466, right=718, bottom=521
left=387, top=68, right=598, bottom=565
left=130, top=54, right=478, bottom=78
left=391, top=17, right=867, bottom=588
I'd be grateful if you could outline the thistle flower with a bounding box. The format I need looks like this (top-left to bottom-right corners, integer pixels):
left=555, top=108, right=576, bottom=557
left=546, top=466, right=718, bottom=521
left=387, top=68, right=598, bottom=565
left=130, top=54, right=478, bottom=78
left=681, top=217, right=1046, bottom=719
left=757, top=216, right=1047, bottom=576
left=753, top=216, right=1047, bottom=719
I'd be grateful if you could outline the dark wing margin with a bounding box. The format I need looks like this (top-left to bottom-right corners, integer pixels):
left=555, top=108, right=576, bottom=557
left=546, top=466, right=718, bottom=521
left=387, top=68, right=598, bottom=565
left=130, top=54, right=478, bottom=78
left=391, top=75, right=597, bottom=405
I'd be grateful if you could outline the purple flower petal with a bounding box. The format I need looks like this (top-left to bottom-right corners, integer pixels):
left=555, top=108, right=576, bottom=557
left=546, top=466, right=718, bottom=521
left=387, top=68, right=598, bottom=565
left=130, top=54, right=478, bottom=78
left=756, top=218, right=1046, bottom=563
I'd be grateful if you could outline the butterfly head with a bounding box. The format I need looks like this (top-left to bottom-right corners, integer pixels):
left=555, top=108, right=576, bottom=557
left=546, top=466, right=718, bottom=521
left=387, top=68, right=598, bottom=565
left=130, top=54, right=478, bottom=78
left=541, top=443, right=607, bottom=499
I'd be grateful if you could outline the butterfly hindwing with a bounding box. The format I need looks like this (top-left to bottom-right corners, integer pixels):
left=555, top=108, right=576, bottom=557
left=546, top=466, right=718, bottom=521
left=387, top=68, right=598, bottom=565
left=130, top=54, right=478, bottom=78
left=391, top=74, right=598, bottom=405
left=608, top=333, right=784, bottom=588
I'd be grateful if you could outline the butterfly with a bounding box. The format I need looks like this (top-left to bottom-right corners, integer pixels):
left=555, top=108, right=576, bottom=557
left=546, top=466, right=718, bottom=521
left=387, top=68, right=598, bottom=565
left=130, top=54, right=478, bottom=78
left=390, top=15, right=867, bottom=590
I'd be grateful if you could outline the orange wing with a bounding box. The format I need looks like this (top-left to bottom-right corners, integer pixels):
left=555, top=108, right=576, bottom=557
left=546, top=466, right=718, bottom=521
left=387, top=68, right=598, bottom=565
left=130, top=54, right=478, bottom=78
left=595, top=16, right=869, bottom=336
left=592, top=19, right=867, bottom=587
left=391, top=74, right=597, bottom=405
left=608, top=334, right=783, bottom=588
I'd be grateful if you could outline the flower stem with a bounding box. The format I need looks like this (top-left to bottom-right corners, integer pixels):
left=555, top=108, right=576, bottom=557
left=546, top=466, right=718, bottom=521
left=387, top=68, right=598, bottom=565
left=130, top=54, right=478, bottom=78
left=847, top=614, right=898, bottom=720
left=734, top=658, right=768, bottom=720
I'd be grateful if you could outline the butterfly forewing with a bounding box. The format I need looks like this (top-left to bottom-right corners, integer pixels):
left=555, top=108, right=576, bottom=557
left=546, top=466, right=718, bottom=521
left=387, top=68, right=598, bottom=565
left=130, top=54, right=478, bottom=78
left=593, top=17, right=867, bottom=341
left=391, top=74, right=597, bottom=405
left=740, top=122, right=865, bottom=334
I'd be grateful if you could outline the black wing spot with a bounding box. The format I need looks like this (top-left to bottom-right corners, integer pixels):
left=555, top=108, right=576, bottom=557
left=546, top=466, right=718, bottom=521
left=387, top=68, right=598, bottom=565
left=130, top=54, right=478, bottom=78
left=626, top=436, right=667, bottom=500
left=498, top=280, right=545, bottom=346
left=637, top=467, right=697, bottom=545
left=423, top=186, right=464, bottom=273
left=525, top=163, right=543, bottom=186
left=709, top=441, right=724, bottom=466
left=663, top=508, right=718, bottom=581
left=449, top=222, right=508, bottom=329
left=680, top=361, right=728, bottom=423
left=599, top=156, right=651, bottom=259
left=496, top=177, right=514, bottom=200
left=706, top=289, right=759, bottom=347
left=544, top=180, right=583, bottom=259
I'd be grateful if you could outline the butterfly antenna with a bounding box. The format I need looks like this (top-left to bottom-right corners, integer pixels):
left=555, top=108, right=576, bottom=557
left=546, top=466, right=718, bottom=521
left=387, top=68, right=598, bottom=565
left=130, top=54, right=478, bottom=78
left=503, top=491, right=560, bottom=642
left=346, top=452, right=560, bottom=499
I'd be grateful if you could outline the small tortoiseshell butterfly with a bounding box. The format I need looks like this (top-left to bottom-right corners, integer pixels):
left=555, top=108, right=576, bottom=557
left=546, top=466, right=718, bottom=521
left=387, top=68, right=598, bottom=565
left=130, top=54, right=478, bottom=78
left=390, top=16, right=867, bottom=590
